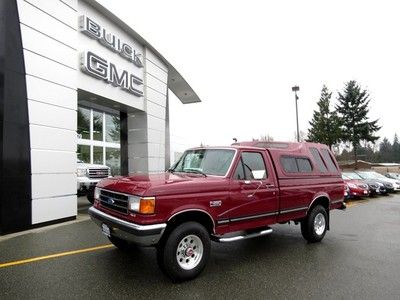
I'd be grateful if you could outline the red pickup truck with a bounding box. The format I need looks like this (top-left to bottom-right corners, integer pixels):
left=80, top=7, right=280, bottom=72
left=89, top=141, right=345, bottom=281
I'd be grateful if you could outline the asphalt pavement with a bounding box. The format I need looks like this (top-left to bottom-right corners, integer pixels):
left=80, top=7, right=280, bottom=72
left=0, top=195, right=399, bottom=299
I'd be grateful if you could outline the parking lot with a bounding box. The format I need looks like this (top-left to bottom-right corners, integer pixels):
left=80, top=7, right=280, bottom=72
left=1, top=195, right=399, bottom=299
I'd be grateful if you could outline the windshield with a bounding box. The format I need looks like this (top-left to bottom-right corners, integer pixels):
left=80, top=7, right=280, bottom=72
left=341, top=174, right=350, bottom=180
left=343, top=172, right=362, bottom=180
left=372, top=172, right=390, bottom=179
left=357, top=172, right=380, bottom=179
left=172, top=149, right=235, bottom=176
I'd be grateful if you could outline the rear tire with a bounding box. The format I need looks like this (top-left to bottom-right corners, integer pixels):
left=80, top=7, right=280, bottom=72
left=301, top=205, right=328, bottom=243
left=157, top=222, right=211, bottom=282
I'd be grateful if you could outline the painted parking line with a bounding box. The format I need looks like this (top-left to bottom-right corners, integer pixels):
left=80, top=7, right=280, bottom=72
left=0, top=244, right=113, bottom=269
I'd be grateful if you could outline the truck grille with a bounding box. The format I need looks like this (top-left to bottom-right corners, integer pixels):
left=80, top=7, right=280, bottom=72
left=99, top=190, right=128, bottom=214
left=88, top=168, right=109, bottom=179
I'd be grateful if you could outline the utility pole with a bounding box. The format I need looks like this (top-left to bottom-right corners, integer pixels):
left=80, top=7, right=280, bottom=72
left=292, top=85, right=300, bottom=142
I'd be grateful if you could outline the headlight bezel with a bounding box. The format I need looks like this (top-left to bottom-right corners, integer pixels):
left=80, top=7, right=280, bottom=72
left=77, top=168, right=87, bottom=177
left=128, top=196, right=156, bottom=214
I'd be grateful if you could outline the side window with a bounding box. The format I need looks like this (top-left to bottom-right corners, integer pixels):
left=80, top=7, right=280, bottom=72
left=320, top=149, right=338, bottom=172
left=297, top=158, right=313, bottom=172
left=233, top=159, right=245, bottom=180
left=310, top=147, right=328, bottom=173
left=281, top=157, right=298, bottom=173
left=234, top=152, right=267, bottom=180
left=281, top=156, right=313, bottom=173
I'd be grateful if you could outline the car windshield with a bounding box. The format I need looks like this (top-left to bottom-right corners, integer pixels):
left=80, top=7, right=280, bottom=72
left=343, top=172, right=362, bottom=180
left=171, top=149, right=235, bottom=176
left=369, top=172, right=387, bottom=179
left=357, top=172, right=383, bottom=179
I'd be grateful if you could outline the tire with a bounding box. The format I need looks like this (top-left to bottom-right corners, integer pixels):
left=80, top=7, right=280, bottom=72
left=86, top=188, right=94, bottom=204
left=301, top=205, right=328, bottom=243
left=157, top=222, right=211, bottom=282
left=109, top=236, right=133, bottom=251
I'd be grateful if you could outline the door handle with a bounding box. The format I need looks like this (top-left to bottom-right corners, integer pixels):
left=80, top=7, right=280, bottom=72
left=265, top=184, right=275, bottom=189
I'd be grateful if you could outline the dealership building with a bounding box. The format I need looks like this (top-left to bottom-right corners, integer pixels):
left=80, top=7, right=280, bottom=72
left=0, top=0, right=200, bottom=234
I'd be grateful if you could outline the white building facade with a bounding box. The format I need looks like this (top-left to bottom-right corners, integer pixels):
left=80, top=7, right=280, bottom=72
left=0, top=0, right=200, bottom=234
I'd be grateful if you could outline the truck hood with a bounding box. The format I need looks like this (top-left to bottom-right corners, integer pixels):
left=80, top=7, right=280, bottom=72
left=97, top=172, right=226, bottom=197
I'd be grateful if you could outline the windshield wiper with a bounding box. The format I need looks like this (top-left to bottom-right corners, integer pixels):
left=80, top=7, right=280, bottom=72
left=183, top=169, right=207, bottom=177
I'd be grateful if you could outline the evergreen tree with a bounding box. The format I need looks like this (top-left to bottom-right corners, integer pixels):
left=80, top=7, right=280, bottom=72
left=336, top=81, right=381, bottom=168
left=392, top=134, right=400, bottom=162
left=307, top=85, right=341, bottom=149
left=379, top=137, right=392, bottom=162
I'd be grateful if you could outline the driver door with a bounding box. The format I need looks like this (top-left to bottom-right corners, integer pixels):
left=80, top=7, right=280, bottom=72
left=228, top=151, right=278, bottom=231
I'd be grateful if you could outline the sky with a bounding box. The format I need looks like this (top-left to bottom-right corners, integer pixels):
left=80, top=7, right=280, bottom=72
left=97, top=0, right=400, bottom=153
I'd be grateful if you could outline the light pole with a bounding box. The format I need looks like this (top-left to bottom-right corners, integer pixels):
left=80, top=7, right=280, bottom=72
left=292, top=86, right=300, bottom=142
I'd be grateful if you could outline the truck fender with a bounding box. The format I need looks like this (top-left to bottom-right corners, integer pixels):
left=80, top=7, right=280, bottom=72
left=307, top=194, right=330, bottom=230
left=167, top=209, right=216, bottom=234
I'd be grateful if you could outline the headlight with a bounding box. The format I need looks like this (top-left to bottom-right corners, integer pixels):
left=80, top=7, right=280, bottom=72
left=77, top=168, right=86, bottom=177
left=348, top=183, right=357, bottom=189
left=128, top=196, right=155, bottom=214
left=94, top=187, right=101, bottom=200
left=108, top=168, right=112, bottom=176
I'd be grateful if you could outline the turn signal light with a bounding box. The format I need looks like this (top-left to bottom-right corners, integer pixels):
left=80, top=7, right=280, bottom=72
left=139, top=197, right=156, bottom=214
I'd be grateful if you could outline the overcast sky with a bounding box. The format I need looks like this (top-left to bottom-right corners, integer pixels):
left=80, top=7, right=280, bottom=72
left=97, top=0, right=400, bottom=150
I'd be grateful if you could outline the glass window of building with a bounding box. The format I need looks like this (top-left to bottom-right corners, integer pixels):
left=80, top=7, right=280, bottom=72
left=93, top=146, right=104, bottom=164
left=77, top=107, right=90, bottom=140
left=77, top=105, right=121, bottom=174
left=93, top=110, right=103, bottom=141
left=77, top=145, right=90, bottom=163
left=106, top=148, right=121, bottom=175
left=105, top=114, right=120, bottom=143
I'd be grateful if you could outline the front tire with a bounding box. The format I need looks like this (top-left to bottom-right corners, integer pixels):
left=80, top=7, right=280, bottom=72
left=87, top=187, right=95, bottom=204
left=301, top=205, right=328, bottom=243
left=157, top=222, right=211, bottom=282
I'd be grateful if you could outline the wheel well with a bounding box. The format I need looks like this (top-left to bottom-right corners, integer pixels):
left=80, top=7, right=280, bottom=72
left=308, top=196, right=330, bottom=229
left=309, top=196, right=330, bottom=212
left=166, top=211, right=214, bottom=235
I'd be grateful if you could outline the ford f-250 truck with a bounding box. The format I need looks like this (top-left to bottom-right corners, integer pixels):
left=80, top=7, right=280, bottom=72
left=89, top=141, right=345, bottom=281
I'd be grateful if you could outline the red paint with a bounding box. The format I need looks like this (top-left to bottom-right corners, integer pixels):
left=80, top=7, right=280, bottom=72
left=96, top=142, right=344, bottom=234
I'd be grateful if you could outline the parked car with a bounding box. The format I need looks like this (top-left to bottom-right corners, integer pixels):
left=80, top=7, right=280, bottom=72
left=89, top=142, right=345, bottom=281
left=77, top=160, right=111, bottom=203
left=355, top=171, right=397, bottom=193
left=344, top=184, right=350, bottom=200
left=385, top=172, right=400, bottom=180
left=342, top=171, right=386, bottom=195
left=341, top=174, right=369, bottom=198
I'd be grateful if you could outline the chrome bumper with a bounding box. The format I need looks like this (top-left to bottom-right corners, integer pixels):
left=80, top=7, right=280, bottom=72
left=88, top=206, right=166, bottom=246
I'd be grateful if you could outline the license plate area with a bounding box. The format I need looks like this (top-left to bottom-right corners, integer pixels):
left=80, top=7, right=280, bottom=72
left=102, top=223, right=111, bottom=237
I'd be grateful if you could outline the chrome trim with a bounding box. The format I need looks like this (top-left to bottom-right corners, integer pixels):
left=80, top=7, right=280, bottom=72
left=307, top=194, right=331, bottom=212
left=217, top=219, right=229, bottom=225
left=98, top=188, right=133, bottom=198
left=230, top=211, right=278, bottom=222
left=168, top=209, right=216, bottom=233
left=279, top=206, right=308, bottom=214
left=89, top=206, right=166, bottom=231
left=216, top=228, right=273, bottom=243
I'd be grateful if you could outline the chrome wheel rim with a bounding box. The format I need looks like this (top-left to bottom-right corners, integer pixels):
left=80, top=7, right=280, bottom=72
left=176, top=235, right=204, bottom=270
left=314, top=213, right=326, bottom=236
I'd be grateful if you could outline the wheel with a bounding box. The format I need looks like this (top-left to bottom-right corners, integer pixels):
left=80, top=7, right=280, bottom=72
left=86, top=188, right=94, bottom=204
left=301, top=205, right=328, bottom=243
left=157, top=222, right=211, bottom=282
left=108, top=236, right=133, bottom=251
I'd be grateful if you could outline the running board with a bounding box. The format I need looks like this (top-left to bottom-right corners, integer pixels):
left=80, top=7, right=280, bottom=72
left=212, top=228, right=273, bottom=243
